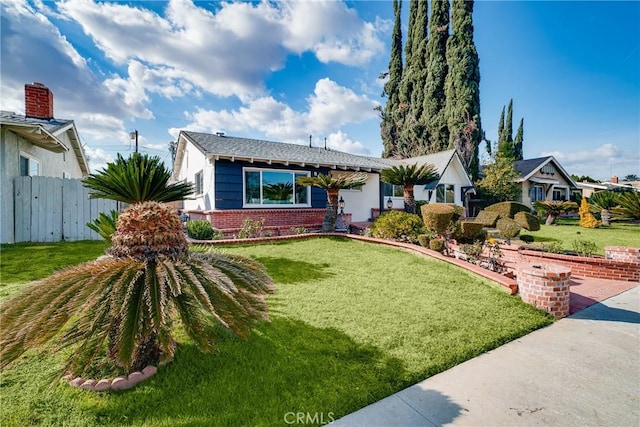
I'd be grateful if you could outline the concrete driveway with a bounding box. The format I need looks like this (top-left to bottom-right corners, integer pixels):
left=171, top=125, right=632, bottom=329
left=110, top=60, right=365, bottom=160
left=332, top=286, right=640, bottom=426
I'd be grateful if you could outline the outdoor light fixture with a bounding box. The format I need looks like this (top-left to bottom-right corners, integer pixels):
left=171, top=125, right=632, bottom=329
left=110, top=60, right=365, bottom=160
left=387, top=197, right=393, bottom=209
left=338, top=196, right=345, bottom=215
left=129, top=130, right=139, bottom=153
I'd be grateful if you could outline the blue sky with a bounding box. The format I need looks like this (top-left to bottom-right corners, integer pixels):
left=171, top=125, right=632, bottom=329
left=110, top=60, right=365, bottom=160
left=1, top=0, right=638, bottom=180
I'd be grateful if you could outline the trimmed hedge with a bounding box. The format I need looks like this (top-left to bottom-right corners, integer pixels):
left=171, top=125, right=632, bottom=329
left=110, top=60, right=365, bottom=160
left=421, top=204, right=455, bottom=235
left=485, top=201, right=531, bottom=219
left=514, top=211, right=541, bottom=231
left=442, top=203, right=464, bottom=221
left=429, top=238, right=445, bottom=252
left=474, top=210, right=500, bottom=227
left=417, top=234, right=431, bottom=248
left=371, top=210, right=425, bottom=243
left=496, top=217, right=521, bottom=238
left=460, top=221, right=485, bottom=239
left=185, top=220, right=216, bottom=240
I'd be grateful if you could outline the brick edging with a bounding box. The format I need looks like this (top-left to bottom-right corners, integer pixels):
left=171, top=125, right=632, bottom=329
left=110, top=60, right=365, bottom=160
left=63, top=366, right=157, bottom=392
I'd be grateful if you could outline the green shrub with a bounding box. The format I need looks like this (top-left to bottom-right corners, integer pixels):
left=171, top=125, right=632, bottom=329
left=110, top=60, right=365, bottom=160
left=237, top=217, right=265, bottom=239
left=417, top=234, right=431, bottom=247
left=612, top=192, right=640, bottom=220
left=421, top=204, right=455, bottom=235
left=460, top=221, right=484, bottom=239
left=371, top=210, right=425, bottom=243
left=443, top=203, right=464, bottom=221
left=474, top=210, right=500, bottom=227
left=572, top=239, right=598, bottom=257
left=429, top=238, right=445, bottom=252
left=496, top=217, right=521, bottom=239
left=543, top=241, right=565, bottom=254
left=485, top=201, right=531, bottom=219
left=514, top=211, right=541, bottom=231
left=520, top=235, right=535, bottom=243
left=290, top=226, right=308, bottom=235
left=86, top=210, right=119, bottom=243
left=185, top=220, right=218, bottom=240
left=415, top=200, right=430, bottom=220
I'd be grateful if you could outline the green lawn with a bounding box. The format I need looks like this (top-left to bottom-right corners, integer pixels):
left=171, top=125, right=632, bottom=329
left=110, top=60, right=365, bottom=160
left=519, top=219, right=640, bottom=255
left=0, top=238, right=552, bottom=426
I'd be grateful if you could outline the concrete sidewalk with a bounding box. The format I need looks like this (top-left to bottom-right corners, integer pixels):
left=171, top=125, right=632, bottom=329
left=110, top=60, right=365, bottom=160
left=332, top=286, right=640, bottom=427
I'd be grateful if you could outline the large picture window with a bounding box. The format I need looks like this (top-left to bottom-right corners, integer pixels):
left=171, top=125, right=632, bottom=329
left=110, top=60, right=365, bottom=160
left=436, top=184, right=455, bottom=203
left=244, top=169, right=310, bottom=206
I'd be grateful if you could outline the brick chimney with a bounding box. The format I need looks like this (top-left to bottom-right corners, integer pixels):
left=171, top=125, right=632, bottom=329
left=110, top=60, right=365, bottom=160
left=611, top=175, right=619, bottom=184
left=25, top=82, right=54, bottom=120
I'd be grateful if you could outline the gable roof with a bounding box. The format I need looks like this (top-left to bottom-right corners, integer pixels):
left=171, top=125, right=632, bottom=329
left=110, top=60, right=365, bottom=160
left=513, top=156, right=577, bottom=188
left=0, top=111, right=89, bottom=175
left=177, top=131, right=391, bottom=172
left=396, top=149, right=474, bottom=190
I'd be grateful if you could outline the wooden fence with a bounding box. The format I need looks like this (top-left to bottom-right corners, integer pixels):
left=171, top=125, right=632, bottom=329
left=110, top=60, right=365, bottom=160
left=13, top=176, right=119, bottom=242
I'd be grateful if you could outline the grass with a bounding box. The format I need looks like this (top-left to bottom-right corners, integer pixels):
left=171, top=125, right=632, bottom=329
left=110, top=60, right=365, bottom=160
left=0, top=240, right=109, bottom=300
left=0, top=237, right=553, bottom=426
left=519, top=219, right=640, bottom=255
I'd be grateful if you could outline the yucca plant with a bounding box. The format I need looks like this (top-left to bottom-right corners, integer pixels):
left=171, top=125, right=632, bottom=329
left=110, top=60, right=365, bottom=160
left=588, top=191, right=619, bottom=226
left=612, top=191, right=640, bottom=220
left=381, top=163, right=439, bottom=214
left=297, top=172, right=368, bottom=232
left=0, top=153, right=274, bottom=377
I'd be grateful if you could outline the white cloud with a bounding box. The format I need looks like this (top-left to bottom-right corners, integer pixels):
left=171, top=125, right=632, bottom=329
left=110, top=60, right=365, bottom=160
left=541, top=143, right=640, bottom=180
left=325, top=131, right=370, bottom=155
left=169, top=78, right=378, bottom=154
left=84, top=146, right=114, bottom=171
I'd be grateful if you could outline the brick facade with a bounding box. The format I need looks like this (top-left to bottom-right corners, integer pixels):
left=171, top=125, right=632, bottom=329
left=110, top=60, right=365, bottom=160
left=605, top=246, right=640, bottom=264
left=518, top=264, right=572, bottom=318
left=186, top=208, right=351, bottom=234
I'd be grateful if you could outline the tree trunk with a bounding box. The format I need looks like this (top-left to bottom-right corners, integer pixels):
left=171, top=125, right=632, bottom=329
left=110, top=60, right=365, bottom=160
left=601, top=209, right=610, bottom=226
left=322, top=189, right=340, bottom=232
left=403, top=186, right=416, bottom=214
left=546, top=214, right=557, bottom=225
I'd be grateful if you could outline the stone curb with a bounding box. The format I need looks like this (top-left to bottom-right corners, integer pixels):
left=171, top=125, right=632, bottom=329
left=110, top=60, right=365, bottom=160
left=64, top=365, right=157, bottom=392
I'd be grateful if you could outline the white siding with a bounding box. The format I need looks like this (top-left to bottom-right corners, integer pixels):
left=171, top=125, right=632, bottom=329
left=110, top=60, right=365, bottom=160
left=333, top=171, right=380, bottom=222
left=175, top=140, right=213, bottom=211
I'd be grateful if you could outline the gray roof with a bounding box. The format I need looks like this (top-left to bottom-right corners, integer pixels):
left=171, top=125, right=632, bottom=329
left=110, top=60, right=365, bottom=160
left=512, top=156, right=552, bottom=179
left=180, top=131, right=392, bottom=172
left=0, top=111, right=74, bottom=134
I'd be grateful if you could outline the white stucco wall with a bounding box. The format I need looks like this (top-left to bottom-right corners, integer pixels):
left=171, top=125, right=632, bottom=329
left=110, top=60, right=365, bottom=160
left=333, top=171, right=380, bottom=222
left=175, top=140, right=214, bottom=211
left=1, top=127, right=86, bottom=243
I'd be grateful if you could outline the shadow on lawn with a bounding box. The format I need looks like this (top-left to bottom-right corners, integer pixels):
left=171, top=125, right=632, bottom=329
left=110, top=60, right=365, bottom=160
left=255, top=257, right=334, bottom=284
left=96, top=317, right=408, bottom=426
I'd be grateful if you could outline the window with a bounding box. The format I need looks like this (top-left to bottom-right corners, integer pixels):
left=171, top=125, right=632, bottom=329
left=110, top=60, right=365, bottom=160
left=382, top=183, right=404, bottom=197
left=552, top=187, right=567, bottom=201
left=194, top=170, right=203, bottom=195
left=531, top=185, right=545, bottom=202
left=436, top=184, right=455, bottom=203
left=20, top=155, right=39, bottom=176
left=244, top=168, right=310, bottom=206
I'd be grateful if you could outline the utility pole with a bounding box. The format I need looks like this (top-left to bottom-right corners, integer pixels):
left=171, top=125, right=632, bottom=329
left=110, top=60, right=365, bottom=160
left=129, top=130, right=139, bottom=153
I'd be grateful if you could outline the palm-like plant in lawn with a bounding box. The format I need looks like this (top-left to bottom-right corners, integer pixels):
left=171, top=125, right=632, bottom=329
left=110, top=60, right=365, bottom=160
left=381, top=163, right=440, bottom=214
left=534, top=200, right=578, bottom=225
left=0, top=153, right=273, bottom=377
left=297, top=172, right=368, bottom=232
left=588, top=191, right=619, bottom=226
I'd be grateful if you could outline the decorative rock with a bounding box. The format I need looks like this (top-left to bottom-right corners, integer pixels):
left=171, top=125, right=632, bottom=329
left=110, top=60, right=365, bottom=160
left=127, top=371, right=145, bottom=386
left=94, top=379, right=111, bottom=392
left=109, top=376, right=129, bottom=391
left=141, top=365, right=157, bottom=380
left=80, top=379, right=96, bottom=390
left=69, top=377, right=84, bottom=387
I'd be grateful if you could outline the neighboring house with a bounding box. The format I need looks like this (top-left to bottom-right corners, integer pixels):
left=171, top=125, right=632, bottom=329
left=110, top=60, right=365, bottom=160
left=1, top=83, right=90, bottom=243
left=513, top=156, right=579, bottom=208
left=172, top=131, right=474, bottom=232
left=576, top=176, right=640, bottom=198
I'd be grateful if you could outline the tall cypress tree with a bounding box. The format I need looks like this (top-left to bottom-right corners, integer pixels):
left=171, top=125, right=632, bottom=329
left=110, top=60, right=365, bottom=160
left=398, top=0, right=429, bottom=157
left=497, top=105, right=505, bottom=146
left=395, top=0, right=419, bottom=157
left=424, top=0, right=450, bottom=152
left=381, top=0, right=403, bottom=158
left=444, top=0, right=482, bottom=179
left=505, top=98, right=513, bottom=144
left=513, top=118, right=524, bottom=160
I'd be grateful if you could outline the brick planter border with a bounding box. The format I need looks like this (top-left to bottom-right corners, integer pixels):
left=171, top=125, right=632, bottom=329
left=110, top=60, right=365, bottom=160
left=64, top=366, right=157, bottom=392
left=517, top=264, right=572, bottom=319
